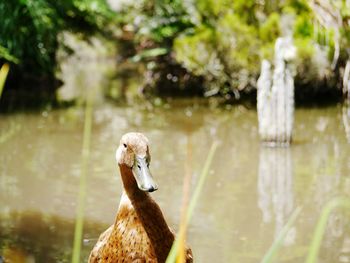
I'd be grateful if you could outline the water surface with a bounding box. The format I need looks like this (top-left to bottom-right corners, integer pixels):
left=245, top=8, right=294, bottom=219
left=1, top=101, right=350, bottom=262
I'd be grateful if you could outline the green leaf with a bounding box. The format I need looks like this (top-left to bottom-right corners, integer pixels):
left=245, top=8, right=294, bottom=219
left=130, top=48, right=169, bottom=62
left=0, top=45, right=20, bottom=64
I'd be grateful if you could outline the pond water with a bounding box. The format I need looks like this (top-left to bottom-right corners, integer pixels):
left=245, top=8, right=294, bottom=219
left=0, top=100, right=350, bottom=263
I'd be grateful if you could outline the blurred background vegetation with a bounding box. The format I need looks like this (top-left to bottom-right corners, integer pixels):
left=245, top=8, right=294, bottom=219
left=1, top=1, right=350, bottom=262
left=0, top=0, right=349, bottom=109
left=0, top=0, right=114, bottom=108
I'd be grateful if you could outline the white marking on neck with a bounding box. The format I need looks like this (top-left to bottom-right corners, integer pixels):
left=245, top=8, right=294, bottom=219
left=119, top=192, right=133, bottom=209
left=117, top=192, right=136, bottom=235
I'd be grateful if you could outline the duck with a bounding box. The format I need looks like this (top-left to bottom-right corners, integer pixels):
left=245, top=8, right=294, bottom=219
left=88, top=132, right=193, bottom=263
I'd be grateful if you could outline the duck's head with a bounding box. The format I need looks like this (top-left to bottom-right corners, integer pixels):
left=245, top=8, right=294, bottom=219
left=116, top=132, right=158, bottom=192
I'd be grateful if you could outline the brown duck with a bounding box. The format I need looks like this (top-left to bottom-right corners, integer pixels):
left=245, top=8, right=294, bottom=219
left=89, top=132, right=193, bottom=263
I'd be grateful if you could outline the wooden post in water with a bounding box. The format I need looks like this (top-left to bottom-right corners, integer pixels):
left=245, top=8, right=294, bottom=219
left=257, top=36, right=296, bottom=146
left=343, top=104, right=350, bottom=143
left=343, top=59, right=350, bottom=101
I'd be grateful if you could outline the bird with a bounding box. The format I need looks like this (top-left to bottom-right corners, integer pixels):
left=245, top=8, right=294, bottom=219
left=88, top=132, right=193, bottom=263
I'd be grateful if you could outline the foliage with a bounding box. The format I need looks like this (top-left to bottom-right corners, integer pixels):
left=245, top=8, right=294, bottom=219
left=110, top=0, right=198, bottom=96
left=0, top=46, right=19, bottom=64
left=0, top=0, right=115, bottom=98
left=258, top=12, right=281, bottom=60
left=140, top=0, right=193, bottom=44
left=170, top=0, right=348, bottom=99
left=216, top=13, right=260, bottom=73
left=2, top=0, right=350, bottom=103
left=174, top=13, right=261, bottom=96
left=173, top=1, right=280, bottom=96
left=259, top=13, right=281, bottom=43
left=285, top=0, right=310, bottom=13
left=294, top=14, right=313, bottom=38
left=173, top=27, right=216, bottom=77
left=118, top=0, right=193, bottom=45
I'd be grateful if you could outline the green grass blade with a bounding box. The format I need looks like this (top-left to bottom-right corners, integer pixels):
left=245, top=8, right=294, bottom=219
left=261, top=206, right=302, bottom=263
left=0, top=63, right=10, bottom=99
left=166, top=141, right=219, bottom=263
left=305, top=197, right=350, bottom=263
left=176, top=135, right=193, bottom=263
left=185, top=141, right=219, bottom=223
left=71, top=93, right=94, bottom=263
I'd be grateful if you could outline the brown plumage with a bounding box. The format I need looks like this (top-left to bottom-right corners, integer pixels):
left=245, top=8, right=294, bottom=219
left=89, top=132, right=193, bottom=263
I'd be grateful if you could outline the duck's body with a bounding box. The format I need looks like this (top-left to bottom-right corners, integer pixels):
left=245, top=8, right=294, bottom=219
left=89, top=133, right=192, bottom=263
left=88, top=194, right=159, bottom=262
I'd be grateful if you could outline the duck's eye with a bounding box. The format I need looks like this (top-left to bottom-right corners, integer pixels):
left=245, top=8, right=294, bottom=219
left=123, top=143, right=127, bottom=148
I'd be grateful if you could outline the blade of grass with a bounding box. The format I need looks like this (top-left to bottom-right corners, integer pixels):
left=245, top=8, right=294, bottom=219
left=176, top=135, right=193, bottom=263
left=0, top=63, right=10, bottom=99
left=71, top=92, right=94, bottom=263
left=261, top=206, right=302, bottom=263
left=166, top=140, right=219, bottom=263
left=305, top=197, right=350, bottom=263
left=0, top=64, right=20, bottom=144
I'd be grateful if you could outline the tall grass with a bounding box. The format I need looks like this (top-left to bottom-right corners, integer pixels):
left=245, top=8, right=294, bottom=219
left=0, top=63, right=9, bottom=99
left=176, top=135, right=193, bottom=263
left=166, top=141, right=219, bottom=263
left=71, top=92, right=94, bottom=263
left=305, top=196, right=350, bottom=263
left=261, top=207, right=303, bottom=263
left=261, top=196, right=350, bottom=263
left=0, top=63, right=22, bottom=144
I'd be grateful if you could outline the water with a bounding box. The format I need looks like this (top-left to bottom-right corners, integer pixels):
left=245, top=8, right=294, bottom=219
left=0, top=100, right=350, bottom=263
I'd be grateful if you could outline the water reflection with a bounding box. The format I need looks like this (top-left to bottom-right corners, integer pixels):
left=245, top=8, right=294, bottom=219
left=312, top=141, right=343, bottom=211
left=57, top=32, right=115, bottom=103
left=0, top=211, right=105, bottom=263
left=319, top=210, right=350, bottom=263
left=1, top=103, right=350, bottom=262
left=258, top=146, right=295, bottom=244
left=343, top=104, right=350, bottom=143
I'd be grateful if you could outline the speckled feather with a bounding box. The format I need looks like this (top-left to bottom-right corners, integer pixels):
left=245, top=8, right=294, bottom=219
left=89, top=195, right=157, bottom=262
left=89, top=133, right=193, bottom=263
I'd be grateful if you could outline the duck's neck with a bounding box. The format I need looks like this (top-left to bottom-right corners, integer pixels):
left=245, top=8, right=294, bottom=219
left=118, top=164, right=175, bottom=262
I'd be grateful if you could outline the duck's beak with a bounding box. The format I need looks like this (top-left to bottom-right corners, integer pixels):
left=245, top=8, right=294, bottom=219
left=132, top=155, right=158, bottom=192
